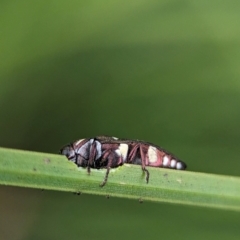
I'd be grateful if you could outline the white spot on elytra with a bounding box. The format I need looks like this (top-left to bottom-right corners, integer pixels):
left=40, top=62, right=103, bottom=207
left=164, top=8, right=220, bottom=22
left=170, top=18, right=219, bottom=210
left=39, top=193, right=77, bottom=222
left=170, top=159, right=177, bottom=168
left=76, top=139, right=93, bottom=158
left=176, top=162, right=183, bottom=170
left=163, top=155, right=169, bottom=166
left=148, top=146, right=158, bottom=163
left=75, top=139, right=85, bottom=146
left=115, top=149, right=121, bottom=156
left=118, top=144, right=129, bottom=162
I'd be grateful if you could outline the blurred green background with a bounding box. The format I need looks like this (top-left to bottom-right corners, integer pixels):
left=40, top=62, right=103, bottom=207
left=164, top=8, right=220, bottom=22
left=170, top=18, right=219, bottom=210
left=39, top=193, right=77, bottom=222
left=1, top=1, right=240, bottom=239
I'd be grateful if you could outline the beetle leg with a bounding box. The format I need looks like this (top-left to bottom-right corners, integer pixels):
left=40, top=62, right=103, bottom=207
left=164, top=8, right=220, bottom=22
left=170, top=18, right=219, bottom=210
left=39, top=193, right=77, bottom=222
left=100, top=149, right=111, bottom=167
left=139, top=145, right=149, bottom=183
left=128, top=144, right=139, bottom=162
left=76, top=154, right=84, bottom=166
left=100, top=166, right=111, bottom=187
left=100, top=153, right=114, bottom=187
left=100, top=151, right=117, bottom=187
left=88, top=141, right=97, bottom=168
left=88, top=140, right=101, bottom=173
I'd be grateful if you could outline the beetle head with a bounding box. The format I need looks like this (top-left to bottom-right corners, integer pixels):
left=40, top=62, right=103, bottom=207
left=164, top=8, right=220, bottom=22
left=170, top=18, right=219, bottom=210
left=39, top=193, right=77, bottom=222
left=60, top=145, right=76, bottom=162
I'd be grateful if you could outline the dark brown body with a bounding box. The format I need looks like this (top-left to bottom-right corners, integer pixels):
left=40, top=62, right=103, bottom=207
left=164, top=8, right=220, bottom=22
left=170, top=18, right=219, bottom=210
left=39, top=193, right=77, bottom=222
left=60, top=136, right=187, bottom=186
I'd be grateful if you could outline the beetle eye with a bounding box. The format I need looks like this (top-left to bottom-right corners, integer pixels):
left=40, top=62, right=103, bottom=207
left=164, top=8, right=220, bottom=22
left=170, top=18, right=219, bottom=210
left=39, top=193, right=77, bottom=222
left=60, top=145, right=75, bottom=160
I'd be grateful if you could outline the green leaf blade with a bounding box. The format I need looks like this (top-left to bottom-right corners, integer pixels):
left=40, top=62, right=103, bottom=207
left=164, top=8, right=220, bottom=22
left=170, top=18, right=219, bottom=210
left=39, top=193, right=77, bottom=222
left=0, top=147, right=240, bottom=211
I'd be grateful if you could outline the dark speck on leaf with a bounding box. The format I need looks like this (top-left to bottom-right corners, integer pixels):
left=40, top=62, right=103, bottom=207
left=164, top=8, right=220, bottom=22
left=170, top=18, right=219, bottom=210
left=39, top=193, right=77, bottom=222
left=139, top=198, right=143, bottom=203
left=44, top=158, right=51, bottom=164
left=73, top=192, right=81, bottom=195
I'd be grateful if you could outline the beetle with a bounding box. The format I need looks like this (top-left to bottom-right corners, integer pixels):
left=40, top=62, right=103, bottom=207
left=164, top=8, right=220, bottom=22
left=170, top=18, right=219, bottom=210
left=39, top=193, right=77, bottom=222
left=60, top=136, right=187, bottom=187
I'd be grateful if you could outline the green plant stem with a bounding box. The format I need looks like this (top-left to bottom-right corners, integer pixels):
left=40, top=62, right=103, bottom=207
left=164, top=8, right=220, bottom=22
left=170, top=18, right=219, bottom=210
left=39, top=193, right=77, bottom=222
left=0, top=147, right=240, bottom=211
